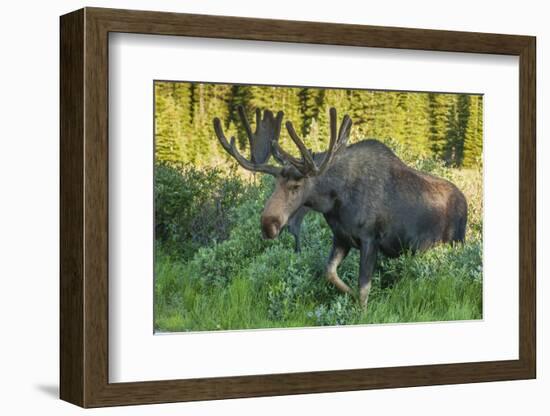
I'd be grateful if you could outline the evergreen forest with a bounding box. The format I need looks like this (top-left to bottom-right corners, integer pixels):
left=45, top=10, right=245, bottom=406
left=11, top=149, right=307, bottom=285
left=154, top=82, right=483, bottom=170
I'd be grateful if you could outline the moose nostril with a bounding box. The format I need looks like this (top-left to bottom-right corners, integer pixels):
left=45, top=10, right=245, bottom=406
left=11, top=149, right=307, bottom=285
left=261, top=216, right=281, bottom=239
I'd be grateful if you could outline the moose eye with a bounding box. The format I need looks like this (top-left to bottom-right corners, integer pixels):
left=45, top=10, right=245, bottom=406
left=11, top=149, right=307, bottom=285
left=288, top=184, right=301, bottom=192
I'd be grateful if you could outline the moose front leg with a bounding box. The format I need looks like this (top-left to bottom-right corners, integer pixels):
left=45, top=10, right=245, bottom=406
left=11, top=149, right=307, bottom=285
left=287, top=206, right=309, bottom=253
left=325, top=239, right=352, bottom=295
left=359, top=239, right=378, bottom=308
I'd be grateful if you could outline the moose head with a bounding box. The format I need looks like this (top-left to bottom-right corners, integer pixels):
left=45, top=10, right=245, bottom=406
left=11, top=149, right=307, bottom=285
left=213, top=106, right=352, bottom=241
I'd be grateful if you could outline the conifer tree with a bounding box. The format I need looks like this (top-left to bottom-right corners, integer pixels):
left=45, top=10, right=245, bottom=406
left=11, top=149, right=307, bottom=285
left=154, top=82, right=182, bottom=164
left=367, top=91, right=391, bottom=140
left=227, top=85, right=254, bottom=148
left=298, top=88, right=320, bottom=137
left=346, top=89, right=372, bottom=139
left=428, top=93, right=452, bottom=160
left=463, top=95, right=483, bottom=168
left=452, top=94, right=471, bottom=166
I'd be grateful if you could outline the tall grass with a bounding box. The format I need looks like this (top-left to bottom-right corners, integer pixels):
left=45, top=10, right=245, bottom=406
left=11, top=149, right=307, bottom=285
left=154, top=150, right=483, bottom=332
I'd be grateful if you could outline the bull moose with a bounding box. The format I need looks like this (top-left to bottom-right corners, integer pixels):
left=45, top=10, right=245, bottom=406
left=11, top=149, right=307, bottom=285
left=213, top=106, right=467, bottom=308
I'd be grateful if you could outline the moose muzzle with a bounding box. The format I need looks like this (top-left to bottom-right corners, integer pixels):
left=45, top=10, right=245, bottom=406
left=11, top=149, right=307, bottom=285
left=261, top=215, right=282, bottom=239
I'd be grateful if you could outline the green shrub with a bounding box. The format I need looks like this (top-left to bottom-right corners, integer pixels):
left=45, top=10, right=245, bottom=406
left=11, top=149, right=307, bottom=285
left=309, top=295, right=359, bottom=326
left=154, top=163, right=249, bottom=259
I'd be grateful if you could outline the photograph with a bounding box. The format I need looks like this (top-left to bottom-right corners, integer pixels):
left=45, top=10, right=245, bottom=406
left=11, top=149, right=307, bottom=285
left=153, top=81, right=484, bottom=332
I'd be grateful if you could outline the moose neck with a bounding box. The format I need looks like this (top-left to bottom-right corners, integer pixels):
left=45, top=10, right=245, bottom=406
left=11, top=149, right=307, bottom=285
left=304, top=173, right=344, bottom=215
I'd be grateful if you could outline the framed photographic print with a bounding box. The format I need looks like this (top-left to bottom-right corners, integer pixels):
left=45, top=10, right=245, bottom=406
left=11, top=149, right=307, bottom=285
left=60, top=7, right=536, bottom=408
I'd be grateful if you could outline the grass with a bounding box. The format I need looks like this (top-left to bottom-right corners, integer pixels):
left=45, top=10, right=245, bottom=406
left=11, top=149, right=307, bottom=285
left=154, top=165, right=483, bottom=332
left=155, top=239, right=482, bottom=332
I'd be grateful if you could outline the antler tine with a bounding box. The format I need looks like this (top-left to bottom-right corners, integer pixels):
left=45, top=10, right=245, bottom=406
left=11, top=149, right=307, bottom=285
left=236, top=105, right=255, bottom=155
left=271, top=140, right=309, bottom=174
left=338, top=114, right=352, bottom=146
left=271, top=111, right=286, bottom=165
left=285, top=121, right=316, bottom=172
left=255, top=108, right=262, bottom=133
left=273, top=111, right=283, bottom=145
left=213, top=117, right=281, bottom=176
left=275, top=107, right=352, bottom=177
left=314, top=108, right=352, bottom=176
left=237, top=105, right=283, bottom=165
left=313, top=108, right=338, bottom=175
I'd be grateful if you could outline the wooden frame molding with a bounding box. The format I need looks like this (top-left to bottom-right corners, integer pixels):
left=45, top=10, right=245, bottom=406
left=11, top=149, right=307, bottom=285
left=60, top=7, right=536, bottom=408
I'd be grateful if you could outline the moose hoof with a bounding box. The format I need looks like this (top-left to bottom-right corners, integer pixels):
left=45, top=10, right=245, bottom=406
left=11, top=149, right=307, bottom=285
left=359, top=283, right=371, bottom=309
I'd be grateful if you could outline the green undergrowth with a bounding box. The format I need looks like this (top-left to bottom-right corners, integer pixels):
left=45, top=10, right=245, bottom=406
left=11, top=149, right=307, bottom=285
left=154, top=153, right=483, bottom=332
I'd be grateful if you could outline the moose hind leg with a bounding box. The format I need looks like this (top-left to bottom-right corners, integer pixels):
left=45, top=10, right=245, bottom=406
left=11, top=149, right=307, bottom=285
left=359, top=239, right=378, bottom=309
left=325, top=239, right=352, bottom=295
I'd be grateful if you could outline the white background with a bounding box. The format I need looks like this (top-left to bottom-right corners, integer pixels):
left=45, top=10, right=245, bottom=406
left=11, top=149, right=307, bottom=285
left=0, top=0, right=546, bottom=414
left=109, top=34, right=519, bottom=382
